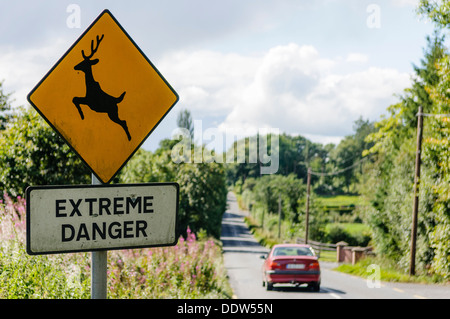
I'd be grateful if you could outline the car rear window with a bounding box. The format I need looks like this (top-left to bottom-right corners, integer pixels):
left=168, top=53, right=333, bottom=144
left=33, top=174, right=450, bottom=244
left=272, top=247, right=314, bottom=256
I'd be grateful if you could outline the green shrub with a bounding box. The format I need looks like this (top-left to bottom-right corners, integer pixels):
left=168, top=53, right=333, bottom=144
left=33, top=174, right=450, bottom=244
left=326, top=224, right=371, bottom=246
left=0, top=107, right=90, bottom=197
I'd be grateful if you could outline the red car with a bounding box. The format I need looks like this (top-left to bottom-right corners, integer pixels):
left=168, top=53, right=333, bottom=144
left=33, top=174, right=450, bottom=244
left=261, top=244, right=321, bottom=291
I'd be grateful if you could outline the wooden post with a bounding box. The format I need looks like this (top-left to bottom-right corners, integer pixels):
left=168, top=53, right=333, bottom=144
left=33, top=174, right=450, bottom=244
left=278, top=194, right=281, bottom=239
left=261, top=186, right=268, bottom=230
left=305, top=167, right=311, bottom=244
left=410, top=106, right=423, bottom=276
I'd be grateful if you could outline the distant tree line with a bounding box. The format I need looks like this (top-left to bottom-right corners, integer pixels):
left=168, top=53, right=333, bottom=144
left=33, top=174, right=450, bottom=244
left=227, top=118, right=375, bottom=195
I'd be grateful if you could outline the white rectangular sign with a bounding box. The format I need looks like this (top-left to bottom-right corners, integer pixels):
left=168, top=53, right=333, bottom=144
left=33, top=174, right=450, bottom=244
left=26, top=183, right=179, bottom=255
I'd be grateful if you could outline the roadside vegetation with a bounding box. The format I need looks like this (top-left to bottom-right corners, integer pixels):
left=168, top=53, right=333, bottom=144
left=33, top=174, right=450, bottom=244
left=0, top=91, right=231, bottom=298
left=0, top=193, right=232, bottom=298
left=334, top=257, right=445, bottom=284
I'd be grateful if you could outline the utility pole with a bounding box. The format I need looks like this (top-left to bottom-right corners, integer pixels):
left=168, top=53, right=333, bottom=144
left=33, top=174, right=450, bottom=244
left=278, top=194, right=281, bottom=239
left=262, top=186, right=269, bottom=230
left=410, top=106, right=423, bottom=276
left=305, top=167, right=311, bottom=244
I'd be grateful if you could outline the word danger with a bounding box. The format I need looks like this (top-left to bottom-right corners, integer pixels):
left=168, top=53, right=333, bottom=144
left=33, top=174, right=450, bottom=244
left=55, top=196, right=154, bottom=242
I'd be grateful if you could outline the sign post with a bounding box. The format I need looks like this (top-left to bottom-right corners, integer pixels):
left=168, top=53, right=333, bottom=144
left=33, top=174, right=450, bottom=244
left=91, top=174, right=107, bottom=299
left=92, top=249, right=107, bottom=299
left=26, top=9, right=179, bottom=298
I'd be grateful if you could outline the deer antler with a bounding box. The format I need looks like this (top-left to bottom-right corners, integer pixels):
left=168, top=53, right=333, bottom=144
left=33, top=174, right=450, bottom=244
left=82, top=34, right=105, bottom=60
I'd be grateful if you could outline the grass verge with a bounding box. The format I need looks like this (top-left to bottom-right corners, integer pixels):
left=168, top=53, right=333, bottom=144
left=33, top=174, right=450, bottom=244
left=334, top=256, right=447, bottom=284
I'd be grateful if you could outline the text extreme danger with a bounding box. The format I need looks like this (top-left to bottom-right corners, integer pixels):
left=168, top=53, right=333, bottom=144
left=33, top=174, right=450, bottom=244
left=55, top=195, right=154, bottom=242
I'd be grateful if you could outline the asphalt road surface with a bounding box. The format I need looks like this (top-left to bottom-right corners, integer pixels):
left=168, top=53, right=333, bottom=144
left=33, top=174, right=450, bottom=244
left=221, top=192, right=450, bottom=299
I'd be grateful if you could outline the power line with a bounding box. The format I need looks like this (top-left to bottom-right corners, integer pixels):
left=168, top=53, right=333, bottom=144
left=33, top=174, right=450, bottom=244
left=418, top=112, right=450, bottom=117
left=309, top=156, right=370, bottom=177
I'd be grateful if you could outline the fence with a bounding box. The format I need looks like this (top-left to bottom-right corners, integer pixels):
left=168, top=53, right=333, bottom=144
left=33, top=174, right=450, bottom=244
left=296, top=238, right=373, bottom=265
left=295, top=237, right=337, bottom=258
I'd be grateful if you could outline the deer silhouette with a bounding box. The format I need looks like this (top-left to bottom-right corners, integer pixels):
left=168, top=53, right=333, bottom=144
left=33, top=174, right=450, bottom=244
left=72, top=34, right=131, bottom=141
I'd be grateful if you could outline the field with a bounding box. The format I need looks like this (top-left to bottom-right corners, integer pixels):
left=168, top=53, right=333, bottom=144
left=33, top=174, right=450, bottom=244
left=316, top=195, right=367, bottom=214
left=324, top=223, right=371, bottom=236
left=316, top=195, right=365, bottom=206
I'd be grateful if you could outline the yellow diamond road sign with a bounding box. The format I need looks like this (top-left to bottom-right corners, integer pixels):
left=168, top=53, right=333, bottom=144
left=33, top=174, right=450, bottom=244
left=27, top=10, right=179, bottom=183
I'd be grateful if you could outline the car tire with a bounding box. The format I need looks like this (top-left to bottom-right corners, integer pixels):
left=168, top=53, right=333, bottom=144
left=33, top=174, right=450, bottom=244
left=309, top=282, right=320, bottom=292
left=266, top=282, right=273, bottom=291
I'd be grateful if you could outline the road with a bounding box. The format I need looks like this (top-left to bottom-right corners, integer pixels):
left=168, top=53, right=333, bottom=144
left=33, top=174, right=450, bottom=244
left=221, top=192, right=450, bottom=299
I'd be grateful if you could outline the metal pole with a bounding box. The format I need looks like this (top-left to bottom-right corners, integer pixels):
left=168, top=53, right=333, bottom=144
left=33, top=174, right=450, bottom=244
left=410, top=106, right=423, bottom=276
left=91, top=174, right=108, bottom=299
left=305, top=168, right=311, bottom=244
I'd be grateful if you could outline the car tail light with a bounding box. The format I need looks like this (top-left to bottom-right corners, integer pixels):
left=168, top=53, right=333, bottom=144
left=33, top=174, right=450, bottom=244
left=269, top=261, right=281, bottom=270
left=309, top=261, right=320, bottom=270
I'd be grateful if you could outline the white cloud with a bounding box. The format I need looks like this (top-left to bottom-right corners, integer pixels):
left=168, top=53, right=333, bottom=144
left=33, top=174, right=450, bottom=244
left=160, top=43, right=411, bottom=143
left=159, top=49, right=261, bottom=117
left=0, top=38, right=70, bottom=108
left=391, top=0, right=420, bottom=7
left=346, top=53, right=369, bottom=63
left=1, top=39, right=412, bottom=146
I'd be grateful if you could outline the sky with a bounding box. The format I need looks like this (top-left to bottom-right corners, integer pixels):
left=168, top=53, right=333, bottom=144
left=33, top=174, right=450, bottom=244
left=0, top=0, right=436, bottom=151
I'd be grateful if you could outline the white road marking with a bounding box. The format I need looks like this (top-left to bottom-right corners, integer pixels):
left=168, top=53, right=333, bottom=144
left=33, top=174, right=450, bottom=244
left=329, top=293, right=342, bottom=299
left=321, top=287, right=342, bottom=299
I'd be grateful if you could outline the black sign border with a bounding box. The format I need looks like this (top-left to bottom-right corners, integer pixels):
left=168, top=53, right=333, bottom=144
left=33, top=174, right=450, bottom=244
left=25, top=182, right=179, bottom=255
left=26, top=9, right=180, bottom=184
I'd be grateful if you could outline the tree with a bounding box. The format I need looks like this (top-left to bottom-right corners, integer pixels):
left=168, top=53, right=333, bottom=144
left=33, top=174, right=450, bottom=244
left=0, top=107, right=90, bottom=197
left=0, top=81, right=12, bottom=131
left=176, top=161, right=227, bottom=238
left=245, top=174, right=304, bottom=222
left=119, top=142, right=227, bottom=239
left=420, top=48, right=450, bottom=279
left=226, top=133, right=331, bottom=186
left=325, top=117, right=375, bottom=194
left=176, top=109, right=194, bottom=138
left=417, top=0, right=450, bottom=28
left=362, top=32, right=449, bottom=277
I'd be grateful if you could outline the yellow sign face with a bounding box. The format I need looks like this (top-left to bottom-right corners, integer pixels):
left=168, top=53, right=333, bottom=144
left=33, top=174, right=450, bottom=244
left=27, top=10, right=179, bottom=183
